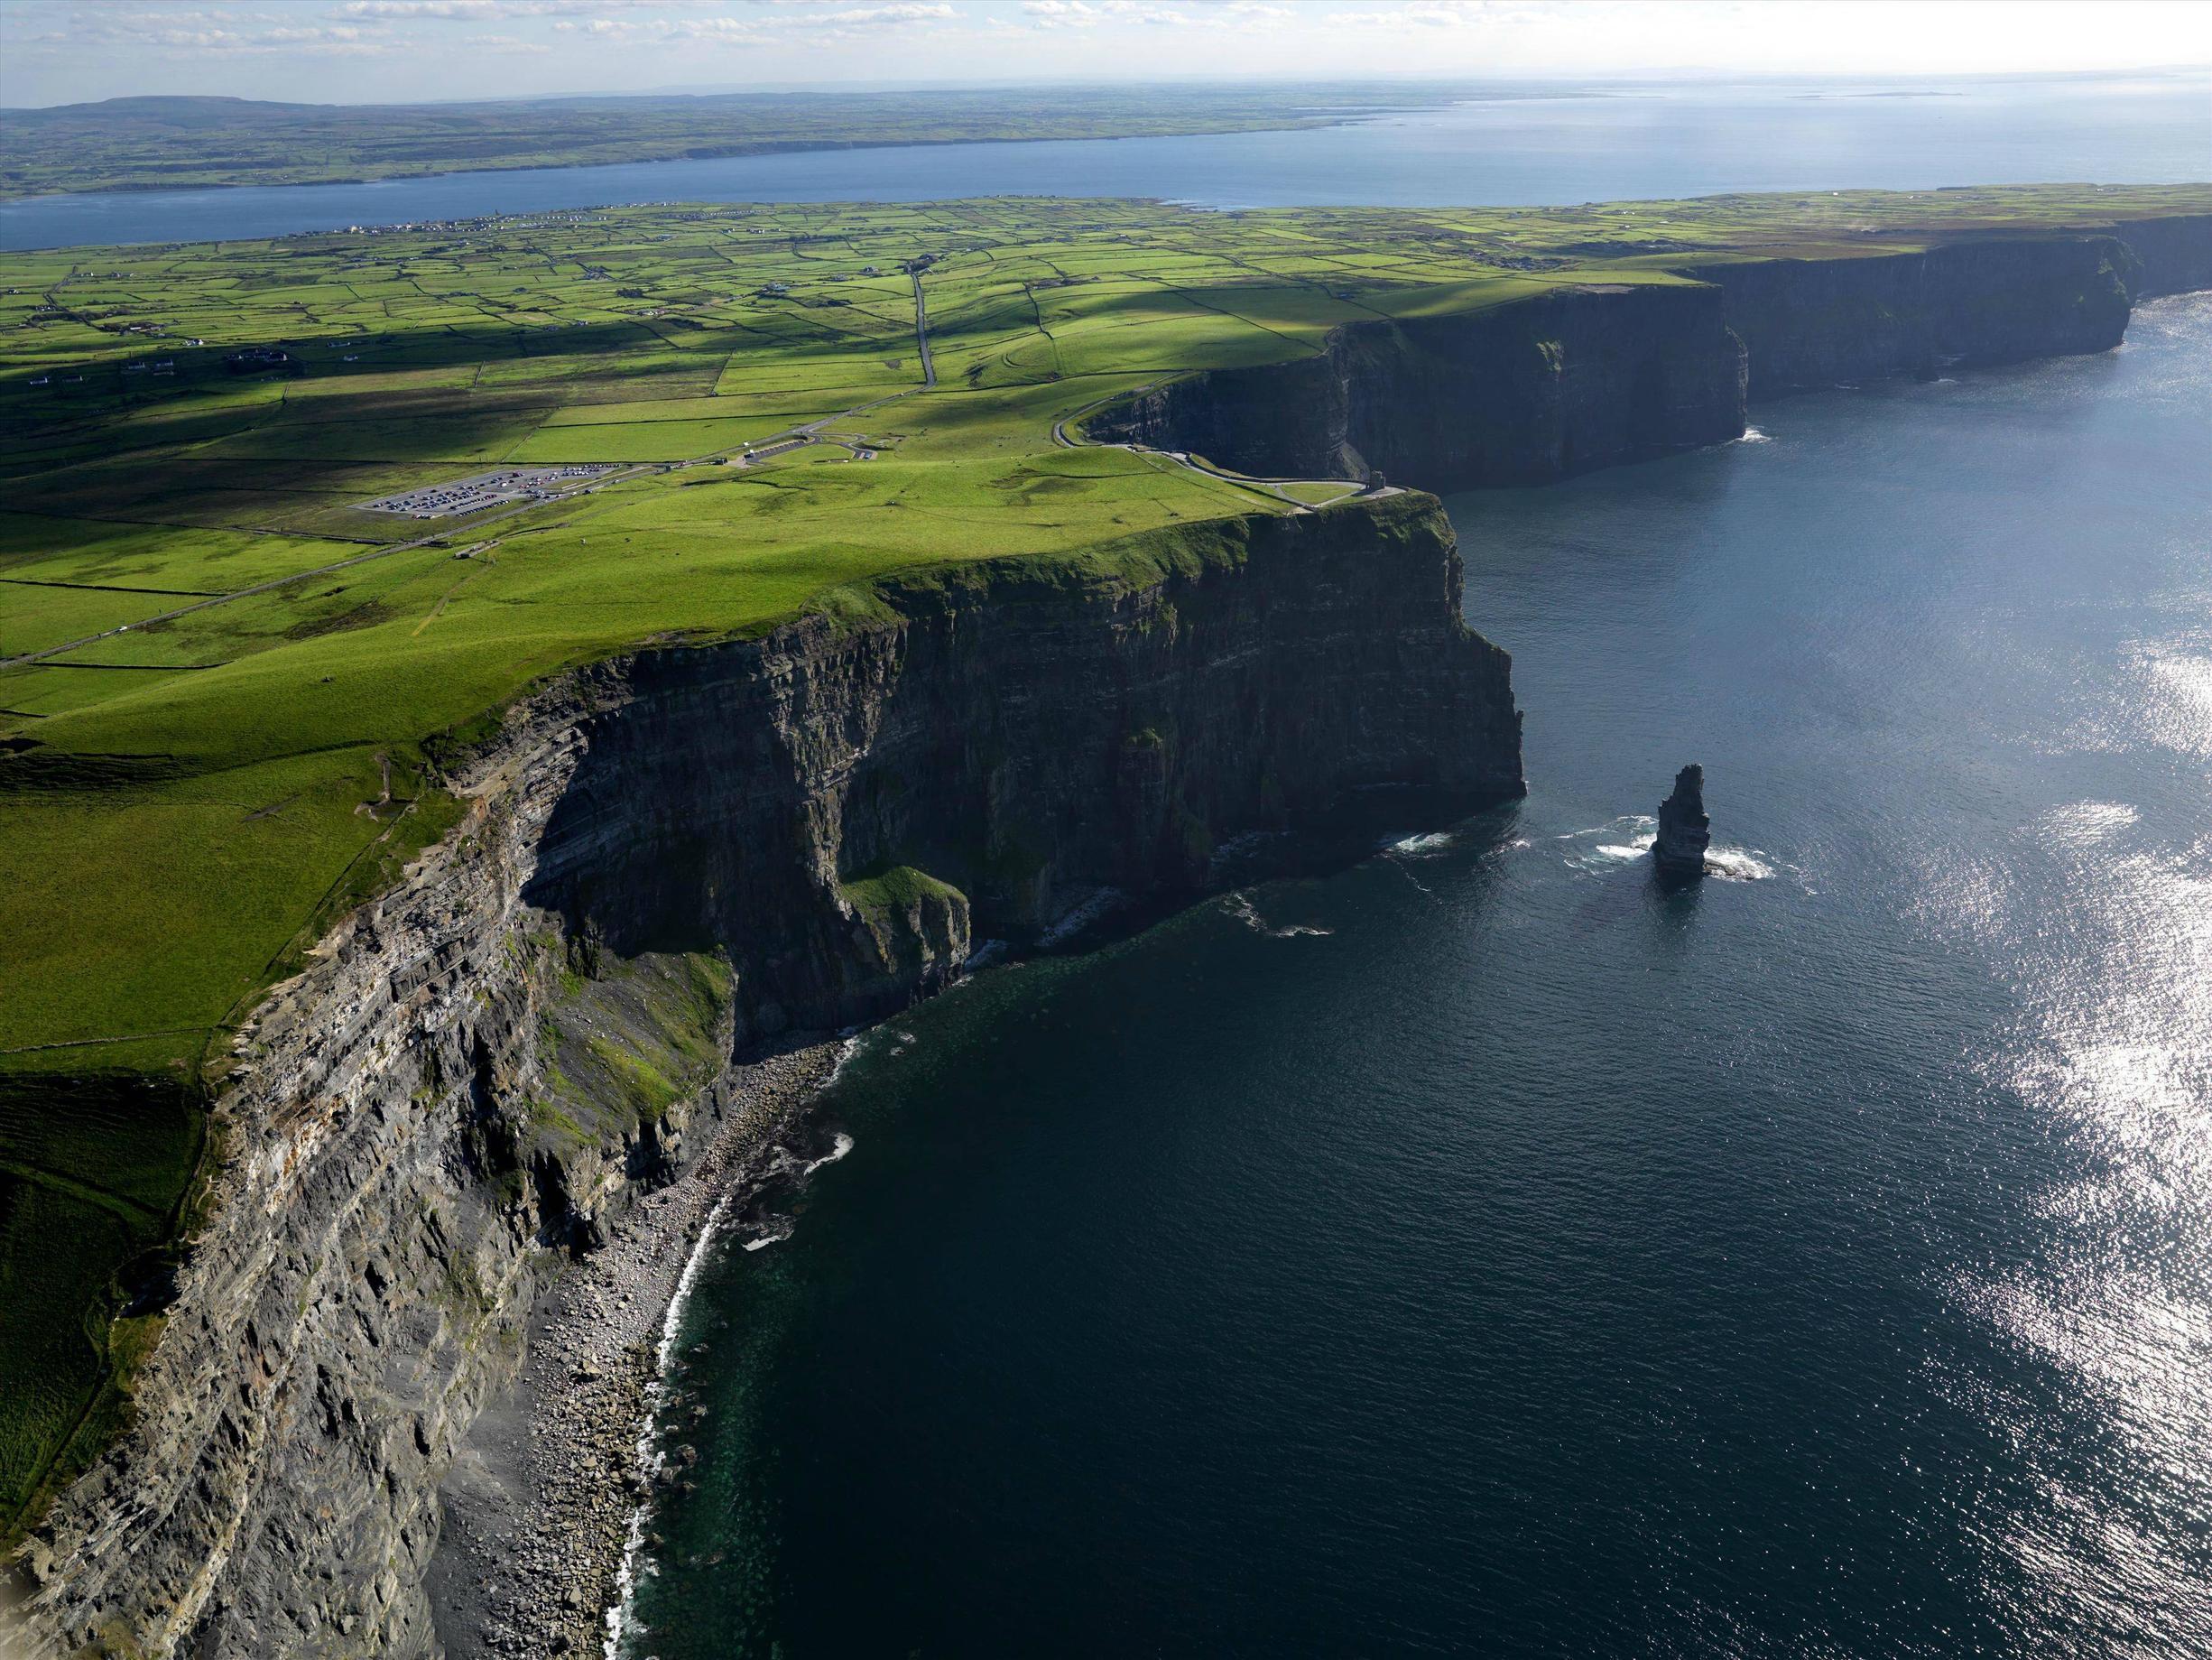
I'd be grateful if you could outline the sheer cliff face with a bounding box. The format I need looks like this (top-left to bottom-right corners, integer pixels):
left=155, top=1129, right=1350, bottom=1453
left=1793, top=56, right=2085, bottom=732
left=2114, top=214, right=2212, bottom=298
left=1696, top=234, right=2143, bottom=397
left=1089, top=283, right=1749, bottom=490
left=526, top=499, right=1521, bottom=1036
left=1091, top=221, right=2212, bottom=478
left=12, top=497, right=1521, bottom=1660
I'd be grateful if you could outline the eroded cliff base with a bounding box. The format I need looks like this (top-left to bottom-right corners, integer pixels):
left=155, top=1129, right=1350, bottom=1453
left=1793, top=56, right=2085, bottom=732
left=425, top=1039, right=842, bottom=1660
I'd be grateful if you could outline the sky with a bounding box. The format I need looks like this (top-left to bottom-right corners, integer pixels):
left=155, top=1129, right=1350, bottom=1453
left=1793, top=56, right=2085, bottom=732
left=7, top=0, right=2212, bottom=107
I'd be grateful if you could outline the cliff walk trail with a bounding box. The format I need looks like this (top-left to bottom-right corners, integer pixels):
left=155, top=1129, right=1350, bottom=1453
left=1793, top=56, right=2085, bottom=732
left=1050, top=388, right=1377, bottom=513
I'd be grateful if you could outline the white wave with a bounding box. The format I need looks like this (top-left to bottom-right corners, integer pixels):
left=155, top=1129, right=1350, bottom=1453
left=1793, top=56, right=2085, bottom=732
left=1224, top=891, right=1333, bottom=938
left=1388, top=830, right=1455, bottom=856
left=741, top=1222, right=794, bottom=1253
left=1704, top=846, right=1775, bottom=881
left=1569, top=814, right=1656, bottom=838
left=800, top=1132, right=855, bottom=1178
left=606, top=1190, right=736, bottom=1659
left=1560, top=815, right=1658, bottom=872
left=818, top=1033, right=862, bottom=1090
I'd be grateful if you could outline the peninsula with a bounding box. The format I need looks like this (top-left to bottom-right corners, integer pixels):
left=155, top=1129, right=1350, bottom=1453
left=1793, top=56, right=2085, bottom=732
left=3, top=183, right=2208, bottom=1657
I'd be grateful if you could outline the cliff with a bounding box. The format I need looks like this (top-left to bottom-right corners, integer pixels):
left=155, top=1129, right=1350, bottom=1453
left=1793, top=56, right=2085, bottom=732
left=2096, top=211, right=2212, bottom=298
left=1088, top=282, right=1748, bottom=490
left=8, top=496, right=1521, bottom=1658
left=1691, top=233, right=2143, bottom=397
left=1087, top=216, right=2212, bottom=474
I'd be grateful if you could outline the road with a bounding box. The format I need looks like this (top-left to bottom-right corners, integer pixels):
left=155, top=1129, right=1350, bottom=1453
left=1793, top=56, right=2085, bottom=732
left=912, top=269, right=936, bottom=388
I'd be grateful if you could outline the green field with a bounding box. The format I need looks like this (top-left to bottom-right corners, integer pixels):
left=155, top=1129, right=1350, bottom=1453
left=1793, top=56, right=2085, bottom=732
left=3, top=181, right=2207, bottom=1531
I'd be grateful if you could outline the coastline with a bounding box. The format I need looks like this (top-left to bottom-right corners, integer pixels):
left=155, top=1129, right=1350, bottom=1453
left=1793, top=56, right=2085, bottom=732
left=422, top=1037, right=848, bottom=1660
left=0, top=114, right=1374, bottom=210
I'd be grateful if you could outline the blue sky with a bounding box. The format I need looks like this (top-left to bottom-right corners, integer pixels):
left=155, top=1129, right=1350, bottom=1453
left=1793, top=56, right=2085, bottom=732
left=9, top=1, right=2211, bottom=107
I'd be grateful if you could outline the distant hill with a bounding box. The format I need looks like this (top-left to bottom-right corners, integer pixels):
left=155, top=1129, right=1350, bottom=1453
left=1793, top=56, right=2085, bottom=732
left=0, top=84, right=1484, bottom=199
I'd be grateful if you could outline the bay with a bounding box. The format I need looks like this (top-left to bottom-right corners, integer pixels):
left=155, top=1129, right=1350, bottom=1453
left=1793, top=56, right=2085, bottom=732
left=3, top=72, right=2205, bottom=251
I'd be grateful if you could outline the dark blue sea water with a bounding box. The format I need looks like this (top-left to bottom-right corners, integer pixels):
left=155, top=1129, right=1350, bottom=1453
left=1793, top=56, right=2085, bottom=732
left=3, top=72, right=2206, bottom=251
left=617, top=295, right=2212, bottom=1658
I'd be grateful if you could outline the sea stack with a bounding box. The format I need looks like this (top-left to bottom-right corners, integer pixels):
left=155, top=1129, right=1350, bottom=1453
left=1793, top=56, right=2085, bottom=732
left=1653, top=764, right=1711, bottom=876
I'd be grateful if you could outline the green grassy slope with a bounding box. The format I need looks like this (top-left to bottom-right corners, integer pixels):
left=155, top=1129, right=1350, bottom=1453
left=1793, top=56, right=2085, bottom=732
left=1, top=182, right=2207, bottom=1528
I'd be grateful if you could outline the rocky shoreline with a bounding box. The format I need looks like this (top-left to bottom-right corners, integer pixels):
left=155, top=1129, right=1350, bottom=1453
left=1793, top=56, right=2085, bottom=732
left=424, top=1038, right=847, bottom=1660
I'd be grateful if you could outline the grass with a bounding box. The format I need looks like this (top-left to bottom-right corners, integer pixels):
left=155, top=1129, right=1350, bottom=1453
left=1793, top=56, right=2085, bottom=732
left=1, top=181, right=2208, bottom=1533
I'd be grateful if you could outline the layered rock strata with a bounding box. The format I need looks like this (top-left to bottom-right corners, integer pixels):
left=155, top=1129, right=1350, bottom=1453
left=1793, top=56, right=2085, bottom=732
left=8, top=495, right=1522, bottom=1659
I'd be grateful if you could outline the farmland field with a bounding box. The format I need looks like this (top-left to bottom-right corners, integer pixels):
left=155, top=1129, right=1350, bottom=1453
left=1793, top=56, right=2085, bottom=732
left=2, top=181, right=2207, bottom=1532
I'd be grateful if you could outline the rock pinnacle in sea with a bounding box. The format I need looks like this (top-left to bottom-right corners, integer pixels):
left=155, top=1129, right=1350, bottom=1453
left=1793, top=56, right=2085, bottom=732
left=1653, top=764, right=1711, bottom=876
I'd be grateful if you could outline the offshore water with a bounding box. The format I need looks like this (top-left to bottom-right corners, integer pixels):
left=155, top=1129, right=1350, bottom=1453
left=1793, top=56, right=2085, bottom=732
left=2, top=72, right=2207, bottom=250
left=622, top=297, right=2212, bottom=1658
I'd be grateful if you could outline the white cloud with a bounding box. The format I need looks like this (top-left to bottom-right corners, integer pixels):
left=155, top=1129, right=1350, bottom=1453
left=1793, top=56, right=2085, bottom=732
left=337, top=0, right=708, bottom=18
left=543, top=1, right=955, bottom=44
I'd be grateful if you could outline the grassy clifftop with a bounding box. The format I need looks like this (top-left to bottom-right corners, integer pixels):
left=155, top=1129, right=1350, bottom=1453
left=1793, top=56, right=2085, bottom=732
left=2, top=183, right=2208, bottom=1530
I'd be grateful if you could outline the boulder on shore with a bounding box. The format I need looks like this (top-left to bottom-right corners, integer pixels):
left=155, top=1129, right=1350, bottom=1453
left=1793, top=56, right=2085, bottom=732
left=1654, top=764, right=1711, bottom=876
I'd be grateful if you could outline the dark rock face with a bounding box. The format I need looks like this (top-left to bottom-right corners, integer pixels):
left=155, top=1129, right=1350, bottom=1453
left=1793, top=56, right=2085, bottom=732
left=1695, top=234, right=2143, bottom=398
left=11, top=496, right=1521, bottom=1660
left=2109, top=213, right=2212, bottom=298
left=1088, top=283, right=1749, bottom=490
left=1653, top=765, right=1711, bottom=876
left=1091, top=220, right=2212, bottom=481
left=524, top=496, right=1522, bottom=1040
